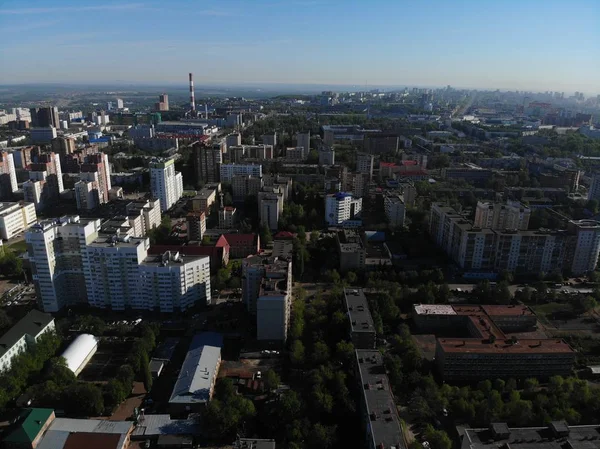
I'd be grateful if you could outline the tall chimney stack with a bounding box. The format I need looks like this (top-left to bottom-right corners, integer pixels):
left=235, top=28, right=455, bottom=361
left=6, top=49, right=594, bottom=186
left=189, top=72, right=196, bottom=112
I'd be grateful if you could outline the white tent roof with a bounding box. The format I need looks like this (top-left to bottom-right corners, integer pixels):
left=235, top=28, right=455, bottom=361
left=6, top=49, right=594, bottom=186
left=60, top=334, right=98, bottom=375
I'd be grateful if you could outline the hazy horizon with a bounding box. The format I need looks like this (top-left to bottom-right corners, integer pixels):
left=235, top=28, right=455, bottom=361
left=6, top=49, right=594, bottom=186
left=1, top=0, right=599, bottom=94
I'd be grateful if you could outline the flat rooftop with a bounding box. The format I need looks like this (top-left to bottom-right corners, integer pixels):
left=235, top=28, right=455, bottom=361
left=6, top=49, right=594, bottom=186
left=414, top=304, right=456, bottom=316
left=438, top=338, right=573, bottom=354
left=356, top=350, right=405, bottom=449
left=88, top=235, right=145, bottom=248
left=461, top=423, right=600, bottom=449
left=344, top=289, right=375, bottom=334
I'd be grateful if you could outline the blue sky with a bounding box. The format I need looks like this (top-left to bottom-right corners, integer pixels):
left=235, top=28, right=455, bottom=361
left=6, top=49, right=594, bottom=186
left=1, top=0, right=599, bottom=93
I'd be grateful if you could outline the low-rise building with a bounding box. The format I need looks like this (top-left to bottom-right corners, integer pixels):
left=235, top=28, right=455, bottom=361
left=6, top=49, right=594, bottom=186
left=355, top=350, right=406, bottom=449
left=0, top=310, right=55, bottom=372
left=3, top=408, right=55, bottom=449
left=222, top=233, right=260, bottom=258
left=189, top=187, right=217, bottom=214
left=343, top=288, right=376, bottom=349
left=412, top=304, right=575, bottom=380
left=0, top=201, right=36, bottom=240
left=169, top=333, right=223, bottom=414
left=285, top=146, right=307, bottom=160
left=460, top=422, right=600, bottom=449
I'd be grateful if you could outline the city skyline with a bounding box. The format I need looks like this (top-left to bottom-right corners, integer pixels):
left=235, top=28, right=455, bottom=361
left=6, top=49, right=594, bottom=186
left=0, top=0, right=599, bottom=94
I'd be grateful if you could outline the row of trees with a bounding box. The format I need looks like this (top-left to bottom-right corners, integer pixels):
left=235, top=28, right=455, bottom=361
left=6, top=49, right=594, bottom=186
left=264, top=288, right=361, bottom=449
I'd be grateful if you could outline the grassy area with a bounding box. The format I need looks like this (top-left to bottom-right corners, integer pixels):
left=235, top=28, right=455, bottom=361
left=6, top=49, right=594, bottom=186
left=532, top=302, right=573, bottom=317
left=7, top=240, right=27, bottom=254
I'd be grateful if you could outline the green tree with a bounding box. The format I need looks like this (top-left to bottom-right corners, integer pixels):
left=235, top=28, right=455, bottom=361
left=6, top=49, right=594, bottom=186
left=263, top=369, right=280, bottom=392
left=259, top=224, right=273, bottom=246
left=290, top=340, right=305, bottom=366
left=103, top=379, right=128, bottom=409
left=308, top=423, right=337, bottom=449
left=63, top=383, right=104, bottom=417
left=423, top=425, right=452, bottom=449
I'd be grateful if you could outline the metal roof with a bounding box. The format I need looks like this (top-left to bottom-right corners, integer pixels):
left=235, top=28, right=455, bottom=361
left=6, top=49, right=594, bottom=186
left=132, top=414, right=200, bottom=437
left=47, top=418, right=132, bottom=434
left=169, top=333, right=223, bottom=405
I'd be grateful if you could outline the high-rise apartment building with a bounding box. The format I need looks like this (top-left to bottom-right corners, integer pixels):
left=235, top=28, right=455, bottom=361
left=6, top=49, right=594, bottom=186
left=27, top=217, right=210, bottom=313
left=258, top=193, right=282, bottom=231
left=225, top=133, right=241, bottom=149
left=228, top=145, right=274, bottom=162
left=25, top=152, right=64, bottom=210
left=30, top=127, right=58, bottom=144
left=261, top=133, right=277, bottom=148
left=318, top=147, right=335, bottom=165
left=474, top=200, right=530, bottom=230
left=242, top=255, right=292, bottom=341
left=0, top=151, right=18, bottom=200
left=262, top=175, right=292, bottom=201
left=155, top=94, right=169, bottom=111
left=218, top=207, right=236, bottom=228
left=356, top=152, right=375, bottom=180
left=232, top=175, right=263, bottom=201
left=383, top=192, right=406, bottom=228
left=193, top=143, right=222, bottom=183
left=588, top=174, right=600, bottom=201
left=429, top=203, right=600, bottom=275
left=325, top=192, right=363, bottom=226
left=30, top=107, right=60, bottom=128
left=150, top=157, right=183, bottom=212
left=186, top=211, right=206, bottom=241
left=219, top=163, right=262, bottom=182
left=80, top=153, right=111, bottom=205
left=116, top=98, right=124, bottom=109
left=296, top=132, right=310, bottom=153
left=125, top=198, right=161, bottom=236
left=51, top=137, right=76, bottom=156
left=27, top=216, right=102, bottom=312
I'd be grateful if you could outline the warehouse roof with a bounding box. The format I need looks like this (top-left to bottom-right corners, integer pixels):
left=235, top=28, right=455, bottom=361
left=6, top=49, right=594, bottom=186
left=169, top=333, right=223, bottom=405
left=132, top=414, right=200, bottom=437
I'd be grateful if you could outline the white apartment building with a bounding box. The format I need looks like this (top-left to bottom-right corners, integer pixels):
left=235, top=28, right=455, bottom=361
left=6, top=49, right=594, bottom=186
left=27, top=216, right=102, bottom=312
left=27, top=216, right=211, bottom=313
left=139, top=251, right=211, bottom=312
left=74, top=179, right=98, bottom=211
left=474, top=200, right=530, bottom=230
left=383, top=193, right=406, bottom=228
left=219, top=163, right=263, bottom=182
left=325, top=192, right=363, bottom=226
left=0, top=202, right=36, bottom=240
left=0, top=310, right=55, bottom=372
left=0, top=151, right=18, bottom=199
left=23, top=180, right=44, bottom=210
left=219, top=207, right=236, bottom=228
left=150, top=157, right=183, bottom=212
left=243, top=255, right=292, bottom=341
left=125, top=198, right=161, bottom=236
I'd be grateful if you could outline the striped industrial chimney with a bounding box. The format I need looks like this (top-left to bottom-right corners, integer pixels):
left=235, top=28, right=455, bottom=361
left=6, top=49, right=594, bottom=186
left=189, top=72, right=196, bottom=112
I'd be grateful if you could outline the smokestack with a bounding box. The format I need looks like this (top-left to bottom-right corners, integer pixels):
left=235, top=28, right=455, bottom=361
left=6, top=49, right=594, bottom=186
left=189, top=72, right=196, bottom=112
left=205, top=103, right=208, bottom=119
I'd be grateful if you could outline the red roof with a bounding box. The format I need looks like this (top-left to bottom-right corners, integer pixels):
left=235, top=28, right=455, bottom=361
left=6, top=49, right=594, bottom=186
left=223, top=234, right=257, bottom=247
left=224, top=206, right=236, bottom=211
left=64, top=433, right=122, bottom=449
left=274, top=231, right=294, bottom=239
left=400, top=160, right=418, bottom=166
left=380, top=162, right=397, bottom=167
left=215, top=235, right=230, bottom=248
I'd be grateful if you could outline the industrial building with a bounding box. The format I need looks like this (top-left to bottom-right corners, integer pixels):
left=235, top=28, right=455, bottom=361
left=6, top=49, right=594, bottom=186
left=412, top=304, right=575, bottom=380
left=60, top=334, right=98, bottom=376
left=169, top=333, right=223, bottom=414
